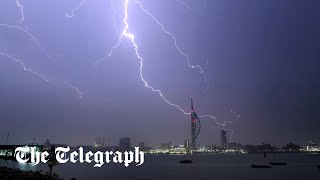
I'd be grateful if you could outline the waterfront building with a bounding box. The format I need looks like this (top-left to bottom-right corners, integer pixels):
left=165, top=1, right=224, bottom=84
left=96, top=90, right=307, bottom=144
left=119, top=137, right=130, bottom=151
left=221, top=130, right=227, bottom=148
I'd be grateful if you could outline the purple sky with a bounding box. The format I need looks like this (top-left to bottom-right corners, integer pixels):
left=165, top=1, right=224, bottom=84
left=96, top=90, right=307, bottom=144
left=0, top=0, right=319, bottom=147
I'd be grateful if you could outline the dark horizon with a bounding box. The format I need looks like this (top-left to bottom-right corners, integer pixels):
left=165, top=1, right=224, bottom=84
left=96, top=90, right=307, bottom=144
left=0, top=0, right=319, bottom=147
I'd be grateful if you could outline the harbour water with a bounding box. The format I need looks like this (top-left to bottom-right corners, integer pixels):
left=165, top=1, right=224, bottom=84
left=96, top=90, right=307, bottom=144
left=1, top=154, right=319, bottom=180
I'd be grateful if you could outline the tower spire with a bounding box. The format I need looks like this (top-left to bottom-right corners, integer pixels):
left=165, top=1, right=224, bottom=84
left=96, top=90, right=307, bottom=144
left=191, top=97, right=194, bottom=112
left=190, top=98, right=201, bottom=150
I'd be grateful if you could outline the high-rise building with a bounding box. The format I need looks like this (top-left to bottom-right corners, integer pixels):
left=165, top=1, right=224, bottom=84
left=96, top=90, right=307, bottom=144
left=184, top=139, right=189, bottom=148
left=191, top=98, right=201, bottom=150
left=43, top=139, right=52, bottom=151
left=138, top=142, right=145, bottom=150
left=221, top=130, right=227, bottom=148
left=119, top=137, right=130, bottom=151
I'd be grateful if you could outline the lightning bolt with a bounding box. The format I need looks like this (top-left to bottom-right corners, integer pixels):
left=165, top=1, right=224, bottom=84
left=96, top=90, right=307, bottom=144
left=115, top=0, right=231, bottom=127
left=224, top=106, right=241, bottom=120
left=224, top=128, right=235, bottom=142
left=95, top=36, right=122, bottom=70
left=0, top=24, right=50, bottom=58
left=15, top=0, right=25, bottom=23
left=135, top=0, right=205, bottom=77
left=2, top=1, right=238, bottom=127
left=65, top=0, right=87, bottom=23
left=1, top=2, right=85, bottom=99
left=64, top=82, right=85, bottom=99
left=94, top=0, right=123, bottom=69
left=97, top=0, right=207, bottom=83
left=0, top=51, right=85, bottom=98
left=0, top=51, right=49, bottom=82
left=223, top=128, right=235, bottom=142
left=111, top=0, right=119, bottom=34
left=230, top=109, right=241, bottom=120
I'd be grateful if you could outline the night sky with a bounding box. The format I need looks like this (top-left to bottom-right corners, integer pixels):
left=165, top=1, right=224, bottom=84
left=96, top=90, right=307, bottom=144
left=0, top=0, right=319, bottom=147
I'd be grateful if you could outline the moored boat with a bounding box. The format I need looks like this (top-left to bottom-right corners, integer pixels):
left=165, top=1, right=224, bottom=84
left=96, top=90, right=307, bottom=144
left=179, top=159, right=192, bottom=163
left=251, top=164, right=272, bottom=168
left=269, top=162, right=287, bottom=166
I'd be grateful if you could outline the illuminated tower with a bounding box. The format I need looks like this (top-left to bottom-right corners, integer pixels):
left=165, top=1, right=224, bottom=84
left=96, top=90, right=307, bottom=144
left=191, top=98, right=201, bottom=150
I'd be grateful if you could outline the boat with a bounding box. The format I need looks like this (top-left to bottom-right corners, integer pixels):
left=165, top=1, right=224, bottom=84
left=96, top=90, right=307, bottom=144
left=269, top=162, right=287, bottom=166
left=179, top=149, right=193, bottom=164
left=268, top=144, right=287, bottom=166
left=179, top=152, right=192, bottom=164
left=251, top=164, right=272, bottom=168
left=179, top=159, right=192, bottom=163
